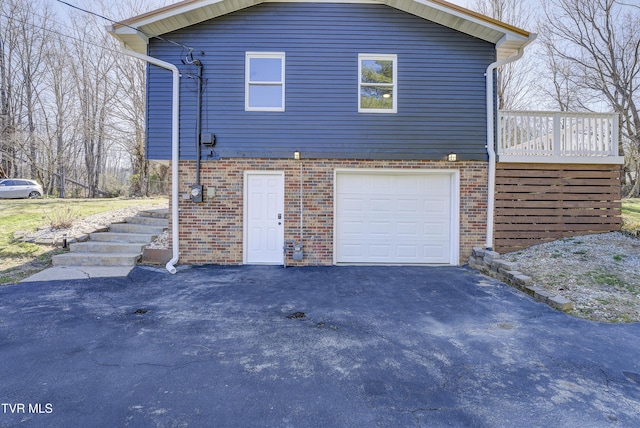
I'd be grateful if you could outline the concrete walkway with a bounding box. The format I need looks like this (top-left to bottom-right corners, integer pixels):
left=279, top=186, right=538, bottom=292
left=21, top=265, right=135, bottom=282
left=1, top=265, right=639, bottom=427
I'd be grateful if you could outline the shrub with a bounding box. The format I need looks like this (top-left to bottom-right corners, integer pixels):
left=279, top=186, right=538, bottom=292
left=44, top=203, right=78, bottom=229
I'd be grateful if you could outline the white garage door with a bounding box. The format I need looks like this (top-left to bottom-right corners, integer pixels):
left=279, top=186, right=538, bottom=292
left=335, top=170, right=458, bottom=264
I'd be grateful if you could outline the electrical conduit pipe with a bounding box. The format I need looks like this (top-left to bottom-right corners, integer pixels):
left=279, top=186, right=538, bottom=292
left=485, top=34, right=536, bottom=250
left=120, top=47, right=181, bottom=274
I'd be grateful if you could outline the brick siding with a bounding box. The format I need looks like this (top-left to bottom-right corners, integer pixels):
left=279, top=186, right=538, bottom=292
left=170, top=159, right=488, bottom=265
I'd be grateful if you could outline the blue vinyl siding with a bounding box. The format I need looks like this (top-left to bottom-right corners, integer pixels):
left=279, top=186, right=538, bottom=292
left=146, top=3, right=495, bottom=161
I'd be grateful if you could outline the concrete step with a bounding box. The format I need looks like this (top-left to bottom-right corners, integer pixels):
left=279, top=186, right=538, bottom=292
left=51, top=209, right=168, bottom=269
left=70, top=242, right=146, bottom=253
left=89, top=232, right=157, bottom=243
left=52, top=252, right=140, bottom=267
left=139, top=208, right=169, bottom=219
left=109, top=223, right=165, bottom=235
left=124, top=215, right=168, bottom=227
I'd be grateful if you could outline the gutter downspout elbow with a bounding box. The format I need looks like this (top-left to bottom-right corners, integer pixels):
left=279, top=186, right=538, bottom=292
left=485, top=34, right=537, bottom=251
left=120, top=47, right=181, bottom=274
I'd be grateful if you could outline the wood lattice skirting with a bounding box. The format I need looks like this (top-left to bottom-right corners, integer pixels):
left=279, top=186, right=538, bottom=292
left=494, top=163, right=622, bottom=254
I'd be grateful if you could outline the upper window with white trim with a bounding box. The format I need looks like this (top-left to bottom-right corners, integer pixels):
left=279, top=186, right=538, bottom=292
left=245, top=52, right=285, bottom=112
left=358, top=54, right=397, bottom=113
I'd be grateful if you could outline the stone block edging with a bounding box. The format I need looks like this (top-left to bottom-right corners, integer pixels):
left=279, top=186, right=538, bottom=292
left=468, top=248, right=573, bottom=312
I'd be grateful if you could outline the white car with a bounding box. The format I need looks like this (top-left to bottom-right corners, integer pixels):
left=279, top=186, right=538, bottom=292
left=0, top=179, right=44, bottom=199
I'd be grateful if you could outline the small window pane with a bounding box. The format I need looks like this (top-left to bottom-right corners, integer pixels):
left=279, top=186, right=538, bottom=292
left=360, top=60, right=393, bottom=84
left=250, top=58, right=282, bottom=82
left=249, top=85, right=283, bottom=108
left=360, top=87, right=394, bottom=110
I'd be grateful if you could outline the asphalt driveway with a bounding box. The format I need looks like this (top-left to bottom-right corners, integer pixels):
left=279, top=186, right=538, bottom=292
left=1, top=265, right=639, bottom=427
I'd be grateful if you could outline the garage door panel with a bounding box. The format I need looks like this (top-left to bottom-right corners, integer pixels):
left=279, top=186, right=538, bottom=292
left=370, top=199, right=391, bottom=213
left=370, top=245, right=391, bottom=257
left=424, top=200, right=448, bottom=214
left=397, top=222, right=418, bottom=235
left=397, top=245, right=418, bottom=258
left=397, top=179, right=420, bottom=193
left=423, top=244, right=447, bottom=258
left=423, top=219, right=448, bottom=230
left=370, top=222, right=391, bottom=235
left=425, top=174, right=450, bottom=188
left=342, top=197, right=366, bottom=213
left=341, top=221, right=364, bottom=235
left=336, top=171, right=456, bottom=264
left=423, top=232, right=448, bottom=241
left=340, top=176, right=365, bottom=191
left=341, top=243, right=365, bottom=256
left=397, top=199, right=419, bottom=212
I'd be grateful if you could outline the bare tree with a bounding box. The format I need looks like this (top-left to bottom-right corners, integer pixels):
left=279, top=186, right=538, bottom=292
left=0, top=34, right=13, bottom=178
left=0, top=0, right=20, bottom=178
left=42, top=32, right=76, bottom=196
left=472, top=0, right=536, bottom=109
left=113, top=55, right=149, bottom=196
left=109, top=35, right=148, bottom=197
left=541, top=0, right=640, bottom=197
left=538, top=36, right=583, bottom=111
left=1, top=0, right=58, bottom=186
left=67, top=13, right=119, bottom=197
left=12, top=1, right=51, bottom=180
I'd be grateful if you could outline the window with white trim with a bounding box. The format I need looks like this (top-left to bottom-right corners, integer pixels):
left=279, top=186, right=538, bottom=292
left=358, top=54, right=397, bottom=113
left=245, top=52, right=285, bottom=111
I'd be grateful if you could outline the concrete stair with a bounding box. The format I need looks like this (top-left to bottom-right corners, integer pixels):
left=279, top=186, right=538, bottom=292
left=90, top=232, right=158, bottom=244
left=52, top=208, right=168, bottom=268
left=109, top=223, right=165, bottom=235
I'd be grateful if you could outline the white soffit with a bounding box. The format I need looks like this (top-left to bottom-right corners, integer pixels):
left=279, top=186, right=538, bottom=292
left=108, top=0, right=531, bottom=58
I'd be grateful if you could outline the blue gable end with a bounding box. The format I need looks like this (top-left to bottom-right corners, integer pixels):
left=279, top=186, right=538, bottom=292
left=146, top=3, right=495, bottom=161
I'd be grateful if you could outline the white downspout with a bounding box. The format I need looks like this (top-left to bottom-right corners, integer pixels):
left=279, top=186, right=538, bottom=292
left=485, top=34, right=536, bottom=250
left=120, top=47, right=181, bottom=274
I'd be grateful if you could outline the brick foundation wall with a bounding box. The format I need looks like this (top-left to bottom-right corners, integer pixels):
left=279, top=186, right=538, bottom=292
left=169, top=159, right=488, bottom=265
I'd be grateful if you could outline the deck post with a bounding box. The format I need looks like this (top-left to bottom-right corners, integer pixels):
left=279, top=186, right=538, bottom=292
left=612, top=113, right=619, bottom=157
left=553, top=112, right=561, bottom=158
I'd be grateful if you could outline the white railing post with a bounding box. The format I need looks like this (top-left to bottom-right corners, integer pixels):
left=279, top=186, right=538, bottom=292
left=553, top=112, right=561, bottom=158
left=612, top=113, right=619, bottom=157
left=497, top=111, right=503, bottom=154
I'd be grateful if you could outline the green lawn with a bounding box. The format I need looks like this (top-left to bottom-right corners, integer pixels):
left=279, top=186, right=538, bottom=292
left=0, top=197, right=166, bottom=284
left=622, top=198, right=640, bottom=235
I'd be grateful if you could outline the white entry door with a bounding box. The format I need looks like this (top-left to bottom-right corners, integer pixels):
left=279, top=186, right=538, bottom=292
left=244, top=171, right=285, bottom=264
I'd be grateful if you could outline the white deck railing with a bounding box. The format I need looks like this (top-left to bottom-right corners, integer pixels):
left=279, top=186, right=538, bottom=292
left=498, top=111, right=623, bottom=164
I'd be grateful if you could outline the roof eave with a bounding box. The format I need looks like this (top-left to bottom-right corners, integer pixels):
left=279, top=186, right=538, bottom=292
left=495, top=33, right=535, bottom=60
left=108, top=0, right=533, bottom=56
left=108, top=25, right=149, bottom=53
